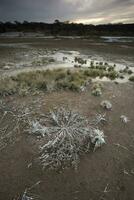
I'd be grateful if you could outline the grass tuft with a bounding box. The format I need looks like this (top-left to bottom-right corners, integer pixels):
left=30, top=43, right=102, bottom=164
left=0, top=66, right=120, bottom=96
left=129, top=76, right=134, bottom=82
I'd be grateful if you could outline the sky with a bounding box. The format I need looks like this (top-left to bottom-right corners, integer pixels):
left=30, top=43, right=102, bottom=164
left=0, top=0, right=134, bottom=24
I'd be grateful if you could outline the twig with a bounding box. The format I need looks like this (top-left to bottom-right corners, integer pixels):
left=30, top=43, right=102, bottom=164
left=104, top=183, right=110, bottom=193
left=114, top=143, right=129, bottom=151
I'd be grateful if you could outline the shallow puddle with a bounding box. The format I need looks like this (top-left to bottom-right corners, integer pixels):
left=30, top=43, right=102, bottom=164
left=1, top=49, right=134, bottom=83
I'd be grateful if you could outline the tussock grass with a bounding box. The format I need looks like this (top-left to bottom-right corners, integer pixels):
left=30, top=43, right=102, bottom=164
left=129, top=76, right=134, bottom=82
left=0, top=67, right=119, bottom=96
left=91, top=83, right=103, bottom=96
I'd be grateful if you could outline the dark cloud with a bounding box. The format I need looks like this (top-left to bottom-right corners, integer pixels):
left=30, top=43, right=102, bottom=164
left=0, top=0, right=133, bottom=24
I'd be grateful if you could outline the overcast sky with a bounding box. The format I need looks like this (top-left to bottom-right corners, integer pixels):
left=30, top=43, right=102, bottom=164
left=0, top=0, right=134, bottom=24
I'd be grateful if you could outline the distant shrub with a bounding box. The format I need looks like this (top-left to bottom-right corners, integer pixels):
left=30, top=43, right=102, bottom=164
left=74, top=57, right=87, bottom=65
left=128, top=70, right=133, bottom=75
left=92, top=88, right=102, bottom=96
left=91, top=83, right=103, bottom=96
left=129, top=76, right=134, bottom=82
left=106, top=71, right=118, bottom=80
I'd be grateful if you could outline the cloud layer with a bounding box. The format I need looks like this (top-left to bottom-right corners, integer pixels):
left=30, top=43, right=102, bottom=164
left=0, top=0, right=134, bottom=24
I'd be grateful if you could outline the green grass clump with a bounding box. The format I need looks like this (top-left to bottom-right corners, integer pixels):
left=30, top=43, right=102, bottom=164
left=83, top=69, right=106, bottom=78
left=91, top=83, right=103, bottom=96
left=120, top=67, right=133, bottom=75
left=0, top=66, right=120, bottom=97
left=83, top=68, right=118, bottom=80
left=128, top=70, right=133, bottom=75
left=129, top=76, right=134, bottom=82
left=32, top=57, right=55, bottom=66
left=0, top=69, right=87, bottom=96
left=107, top=66, right=115, bottom=72
left=55, top=70, right=67, bottom=81
left=74, top=57, right=87, bottom=65
left=0, top=78, right=18, bottom=96
left=92, top=88, right=102, bottom=96
left=106, top=71, right=119, bottom=80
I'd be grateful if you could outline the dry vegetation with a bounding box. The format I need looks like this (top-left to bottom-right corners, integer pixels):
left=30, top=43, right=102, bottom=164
left=0, top=105, right=21, bottom=151
left=28, top=107, right=106, bottom=170
left=129, top=76, right=134, bottom=82
left=0, top=66, right=120, bottom=97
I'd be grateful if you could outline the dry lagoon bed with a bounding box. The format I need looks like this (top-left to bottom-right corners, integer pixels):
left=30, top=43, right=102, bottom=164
left=0, top=38, right=134, bottom=200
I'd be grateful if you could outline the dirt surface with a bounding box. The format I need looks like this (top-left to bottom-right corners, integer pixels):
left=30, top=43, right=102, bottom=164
left=0, top=82, right=134, bottom=200
left=0, top=38, right=134, bottom=66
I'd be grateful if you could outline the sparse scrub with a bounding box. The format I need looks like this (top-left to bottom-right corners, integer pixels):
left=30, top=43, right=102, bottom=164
left=91, top=83, right=103, bottom=96
left=104, top=62, right=108, bottom=66
left=83, top=68, right=106, bottom=78
left=92, top=82, right=103, bottom=90
left=90, top=61, right=94, bottom=67
left=29, top=107, right=106, bottom=170
left=0, top=65, right=122, bottom=97
left=0, top=69, right=87, bottom=96
left=120, top=115, right=129, bottom=123
left=120, top=67, right=133, bottom=75
left=92, top=87, right=102, bottom=96
left=101, top=100, right=112, bottom=110
left=129, top=76, right=134, bottom=82
left=32, top=57, right=55, bottom=66
left=97, top=65, right=107, bottom=71
left=74, top=64, right=82, bottom=68
left=106, top=70, right=118, bottom=80
left=0, top=78, right=17, bottom=96
left=127, top=70, right=133, bottom=75
left=107, top=66, right=115, bottom=72
left=74, top=57, right=87, bottom=65
left=99, top=62, right=103, bottom=65
left=55, top=71, right=67, bottom=81
left=88, top=62, right=119, bottom=80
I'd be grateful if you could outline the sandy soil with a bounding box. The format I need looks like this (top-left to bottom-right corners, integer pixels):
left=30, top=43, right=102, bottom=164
left=0, top=38, right=134, bottom=66
left=0, top=38, right=134, bottom=84
left=0, top=82, right=134, bottom=200
left=0, top=38, right=134, bottom=200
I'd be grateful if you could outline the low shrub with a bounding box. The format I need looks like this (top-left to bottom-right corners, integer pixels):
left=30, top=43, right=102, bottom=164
left=129, top=76, right=134, bottom=82
left=0, top=65, right=122, bottom=96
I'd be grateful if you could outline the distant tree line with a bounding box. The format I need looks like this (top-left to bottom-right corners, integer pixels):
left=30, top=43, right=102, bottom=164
left=0, top=21, right=134, bottom=36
